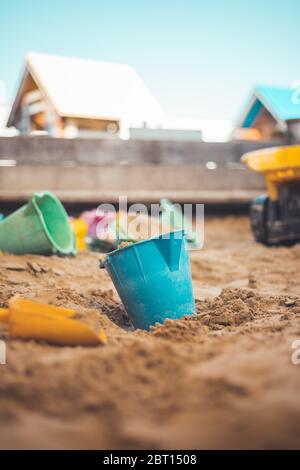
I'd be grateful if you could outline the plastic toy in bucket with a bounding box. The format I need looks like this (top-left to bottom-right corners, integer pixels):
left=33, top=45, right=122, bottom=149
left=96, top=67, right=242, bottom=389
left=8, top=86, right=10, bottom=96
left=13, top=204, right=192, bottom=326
left=0, top=191, right=76, bottom=255
left=100, top=230, right=195, bottom=329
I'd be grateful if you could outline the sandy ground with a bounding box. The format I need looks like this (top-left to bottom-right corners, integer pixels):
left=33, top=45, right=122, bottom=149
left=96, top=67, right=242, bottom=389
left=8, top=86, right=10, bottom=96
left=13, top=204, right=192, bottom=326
left=0, top=216, right=300, bottom=449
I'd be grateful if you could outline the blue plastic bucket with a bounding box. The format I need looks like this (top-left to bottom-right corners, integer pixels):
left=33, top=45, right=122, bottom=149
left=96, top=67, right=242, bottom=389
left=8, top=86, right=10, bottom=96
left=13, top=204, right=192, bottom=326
left=100, top=230, right=195, bottom=329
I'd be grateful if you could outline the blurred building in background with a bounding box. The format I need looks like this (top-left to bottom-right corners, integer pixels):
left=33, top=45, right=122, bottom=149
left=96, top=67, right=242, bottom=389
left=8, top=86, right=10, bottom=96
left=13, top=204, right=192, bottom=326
left=234, top=85, right=300, bottom=143
left=130, top=117, right=232, bottom=141
left=6, top=52, right=234, bottom=142
left=0, top=80, right=17, bottom=136
left=6, top=52, right=166, bottom=139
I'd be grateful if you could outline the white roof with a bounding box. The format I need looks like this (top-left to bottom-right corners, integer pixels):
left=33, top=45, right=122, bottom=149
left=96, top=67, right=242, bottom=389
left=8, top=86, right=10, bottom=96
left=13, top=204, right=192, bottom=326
left=10, top=52, right=165, bottom=126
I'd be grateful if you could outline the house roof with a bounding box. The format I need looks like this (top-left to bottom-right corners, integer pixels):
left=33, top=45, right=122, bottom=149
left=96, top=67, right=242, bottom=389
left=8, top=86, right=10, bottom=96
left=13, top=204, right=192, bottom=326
left=7, top=52, right=165, bottom=126
left=238, top=85, right=300, bottom=129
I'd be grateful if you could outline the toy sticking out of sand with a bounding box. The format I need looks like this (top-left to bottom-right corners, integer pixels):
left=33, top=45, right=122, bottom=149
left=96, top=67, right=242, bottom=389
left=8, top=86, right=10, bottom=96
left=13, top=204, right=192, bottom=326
left=1, top=298, right=107, bottom=346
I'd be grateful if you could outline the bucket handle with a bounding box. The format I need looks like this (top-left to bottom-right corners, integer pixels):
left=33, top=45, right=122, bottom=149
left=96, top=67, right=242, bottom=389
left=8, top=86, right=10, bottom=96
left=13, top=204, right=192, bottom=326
left=99, top=258, right=107, bottom=269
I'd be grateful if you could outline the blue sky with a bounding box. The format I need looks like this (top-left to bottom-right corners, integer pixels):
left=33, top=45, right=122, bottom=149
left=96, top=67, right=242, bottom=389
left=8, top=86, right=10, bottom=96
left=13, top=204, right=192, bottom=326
left=0, top=0, right=299, bottom=121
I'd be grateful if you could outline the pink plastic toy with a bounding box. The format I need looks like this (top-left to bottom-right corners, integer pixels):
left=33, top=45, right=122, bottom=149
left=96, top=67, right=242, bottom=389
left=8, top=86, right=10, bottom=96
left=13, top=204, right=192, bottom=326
left=80, top=209, right=116, bottom=239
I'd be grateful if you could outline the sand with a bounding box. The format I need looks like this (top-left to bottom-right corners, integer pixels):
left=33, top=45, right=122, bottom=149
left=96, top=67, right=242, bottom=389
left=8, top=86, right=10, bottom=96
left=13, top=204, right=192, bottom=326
left=0, top=216, right=300, bottom=449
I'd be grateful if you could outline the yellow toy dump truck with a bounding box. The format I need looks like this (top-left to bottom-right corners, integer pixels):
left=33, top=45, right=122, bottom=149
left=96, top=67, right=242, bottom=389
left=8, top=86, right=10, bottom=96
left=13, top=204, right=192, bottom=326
left=242, top=145, right=300, bottom=245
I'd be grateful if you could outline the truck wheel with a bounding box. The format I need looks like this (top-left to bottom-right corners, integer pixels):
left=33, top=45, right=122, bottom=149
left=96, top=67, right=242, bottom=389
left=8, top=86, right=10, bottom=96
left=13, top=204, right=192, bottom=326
left=250, top=195, right=269, bottom=245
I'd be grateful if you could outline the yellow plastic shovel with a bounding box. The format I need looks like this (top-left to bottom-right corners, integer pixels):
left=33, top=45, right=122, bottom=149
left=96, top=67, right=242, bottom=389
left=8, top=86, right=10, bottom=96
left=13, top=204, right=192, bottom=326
left=12, top=298, right=76, bottom=318
left=0, top=298, right=107, bottom=346
left=0, top=298, right=75, bottom=324
left=0, top=308, right=9, bottom=324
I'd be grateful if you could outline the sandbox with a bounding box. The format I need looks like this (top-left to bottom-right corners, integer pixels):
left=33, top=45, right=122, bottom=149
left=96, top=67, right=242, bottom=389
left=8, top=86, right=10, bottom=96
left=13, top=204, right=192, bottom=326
left=0, top=216, right=300, bottom=449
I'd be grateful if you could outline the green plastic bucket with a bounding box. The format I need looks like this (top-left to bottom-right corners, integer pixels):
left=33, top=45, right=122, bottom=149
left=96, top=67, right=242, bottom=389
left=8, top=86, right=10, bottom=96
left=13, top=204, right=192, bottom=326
left=160, top=198, right=200, bottom=248
left=0, top=192, right=76, bottom=255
